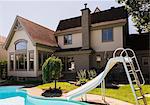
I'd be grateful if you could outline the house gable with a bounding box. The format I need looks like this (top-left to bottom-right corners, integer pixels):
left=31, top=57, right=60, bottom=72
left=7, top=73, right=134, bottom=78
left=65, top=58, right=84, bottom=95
left=4, top=16, right=58, bottom=50
left=4, top=17, right=33, bottom=51
left=8, top=28, right=35, bottom=52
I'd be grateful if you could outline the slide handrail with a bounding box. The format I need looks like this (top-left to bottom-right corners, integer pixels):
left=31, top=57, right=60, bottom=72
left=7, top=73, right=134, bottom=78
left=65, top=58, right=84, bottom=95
left=66, top=57, right=124, bottom=100
left=66, top=48, right=145, bottom=104
left=113, top=48, right=145, bottom=85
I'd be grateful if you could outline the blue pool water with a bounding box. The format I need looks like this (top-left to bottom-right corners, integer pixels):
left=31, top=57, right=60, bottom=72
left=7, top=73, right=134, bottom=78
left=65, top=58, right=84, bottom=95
left=0, top=86, right=89, bottom=105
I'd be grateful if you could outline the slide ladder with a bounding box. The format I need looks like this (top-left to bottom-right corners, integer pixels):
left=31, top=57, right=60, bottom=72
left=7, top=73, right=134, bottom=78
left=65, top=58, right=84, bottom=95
left=114, top=48, right=147, bottom=105
left=66, top=48, right=147, bottom=105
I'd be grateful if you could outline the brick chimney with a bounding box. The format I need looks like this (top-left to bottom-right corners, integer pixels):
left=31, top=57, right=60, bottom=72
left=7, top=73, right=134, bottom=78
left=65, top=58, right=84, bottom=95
left=81, top=3, right=91, bottom=49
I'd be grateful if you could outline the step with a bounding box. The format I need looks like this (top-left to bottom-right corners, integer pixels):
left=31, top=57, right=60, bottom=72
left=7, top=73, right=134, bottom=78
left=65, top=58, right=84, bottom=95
left=131, top=56, right=135, bottom=59
left=128, top=70, right=133, bottom=73
left=132, top=80, right=137, bottom=83
left=135, top=87, right=141, bottom=91
left=137, top=96, right=144, bottom=100
left=126, top=63, right=131, bottom=66
left=135, top=69, right=140, bottom=72
left=128, top=69, right=140, bottom=74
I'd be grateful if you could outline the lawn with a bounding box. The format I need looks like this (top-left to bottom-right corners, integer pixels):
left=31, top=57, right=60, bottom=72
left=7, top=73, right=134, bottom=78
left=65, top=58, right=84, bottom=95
left=37, top=82, right=150, bottom=104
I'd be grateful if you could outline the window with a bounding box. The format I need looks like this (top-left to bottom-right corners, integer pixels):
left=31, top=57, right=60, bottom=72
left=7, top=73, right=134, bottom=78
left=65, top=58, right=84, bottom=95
left=16, top=54, right=27, bottom=70
left=29, top=52, right=34, bottom=70
left=67, top=57, right=75, bottom=71
left=10, top=54, right=14, bottom=70
left=14, top=40, right=27, bottom=71
left=59, top=57, right=75, bottom=72
left=142, top=57, right=150, bottom=66
left=64, top=34, right=72, bottom=45
left=59, top=57, right=65, bottom=71
left=38, top=52, right=42, bottom=70
left=102, top=28, right=113, bottom=42
left=15, top=40, right=27, bottom=50
left=38, top=51, right=51, bottom=70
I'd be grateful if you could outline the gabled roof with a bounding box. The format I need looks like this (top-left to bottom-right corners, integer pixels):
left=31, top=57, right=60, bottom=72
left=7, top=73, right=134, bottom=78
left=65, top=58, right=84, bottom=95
left=94, top=7, right=101, bottom=13
left=4, top=16, right=58, bottom=49
left=56, top=6, right=127, bottom=31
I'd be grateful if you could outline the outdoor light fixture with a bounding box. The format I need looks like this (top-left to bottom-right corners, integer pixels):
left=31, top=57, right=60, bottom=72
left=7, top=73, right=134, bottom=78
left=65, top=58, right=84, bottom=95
left=96, top=56, right=101, bottom=62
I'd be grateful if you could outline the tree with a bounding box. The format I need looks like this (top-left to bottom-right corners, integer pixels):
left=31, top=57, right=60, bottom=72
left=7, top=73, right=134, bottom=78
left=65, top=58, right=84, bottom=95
left=42, top=56, right=62, bottom=89
left=117, top=0, right=150, bottom=33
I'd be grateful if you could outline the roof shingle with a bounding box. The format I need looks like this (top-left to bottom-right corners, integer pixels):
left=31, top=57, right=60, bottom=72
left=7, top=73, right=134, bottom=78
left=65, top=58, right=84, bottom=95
left=56, top=6, right=127, bottom=31
left=17, top=16, right=58, bottom=47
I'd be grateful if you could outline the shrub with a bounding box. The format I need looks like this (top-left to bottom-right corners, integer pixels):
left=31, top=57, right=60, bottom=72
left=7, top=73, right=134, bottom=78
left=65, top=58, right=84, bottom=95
left=42, top=56, right=62, bottom=89
left=0, top=61, right=7, bottom=79
left=76, top=69, right=97, bottom=85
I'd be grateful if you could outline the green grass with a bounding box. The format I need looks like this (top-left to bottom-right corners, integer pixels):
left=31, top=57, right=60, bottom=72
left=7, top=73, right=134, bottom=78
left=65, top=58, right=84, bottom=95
left=37, top=82, right=78, bottom=93
left=37, top=82, right=150, bottom=104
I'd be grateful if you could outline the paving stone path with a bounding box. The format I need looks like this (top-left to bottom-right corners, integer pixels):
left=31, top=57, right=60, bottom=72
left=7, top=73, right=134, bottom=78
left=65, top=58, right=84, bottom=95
left=25, top=87, right=134, bottom=105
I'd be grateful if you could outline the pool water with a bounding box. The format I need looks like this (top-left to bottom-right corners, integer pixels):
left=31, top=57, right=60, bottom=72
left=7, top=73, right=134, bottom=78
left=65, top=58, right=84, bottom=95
left=0, top=86, right=89, bottom=105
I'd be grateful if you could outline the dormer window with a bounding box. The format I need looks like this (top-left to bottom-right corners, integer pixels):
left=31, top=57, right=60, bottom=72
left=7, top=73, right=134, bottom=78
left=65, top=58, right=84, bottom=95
left=15, top=40, right=27, bottom=50
left=64, top=34, right=72, bottom=45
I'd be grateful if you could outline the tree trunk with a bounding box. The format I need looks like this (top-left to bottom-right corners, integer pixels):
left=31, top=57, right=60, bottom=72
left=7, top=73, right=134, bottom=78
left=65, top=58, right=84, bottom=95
left=54, top=79, right=57, bottom=89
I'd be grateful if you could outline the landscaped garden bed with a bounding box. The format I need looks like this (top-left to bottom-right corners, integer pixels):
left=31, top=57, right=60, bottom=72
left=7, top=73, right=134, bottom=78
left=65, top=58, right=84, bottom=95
left=37, top=82, right=150, bottom=105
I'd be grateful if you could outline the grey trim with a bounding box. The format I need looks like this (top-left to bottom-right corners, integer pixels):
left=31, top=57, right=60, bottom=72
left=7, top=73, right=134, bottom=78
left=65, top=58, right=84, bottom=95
left=55, top=49, right=93, bottom=56
left=9, top=52, right=14, bottom=71
left=123, top=18, right=129, bottom=48
left=14, top=39, right=28, bottom=45
left=36, top=43, right=58, bottom=51
left=29, top=50, right=34, bottom=71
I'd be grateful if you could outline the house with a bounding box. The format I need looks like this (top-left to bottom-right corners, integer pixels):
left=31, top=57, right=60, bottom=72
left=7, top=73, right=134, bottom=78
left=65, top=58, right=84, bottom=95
left=54, top=6, right=128, bottom=80
left=126, top=32, right=150, bottom=83
left=3, top=16, right=58, bottom=79
left=4, top=6, right=129, bottom=80
left=0, top=36, right=7, bottom=61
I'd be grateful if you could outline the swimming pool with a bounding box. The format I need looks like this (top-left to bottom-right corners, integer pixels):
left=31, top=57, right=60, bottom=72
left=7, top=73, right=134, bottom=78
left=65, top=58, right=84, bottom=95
left=0, top=86, right=89, bottom=105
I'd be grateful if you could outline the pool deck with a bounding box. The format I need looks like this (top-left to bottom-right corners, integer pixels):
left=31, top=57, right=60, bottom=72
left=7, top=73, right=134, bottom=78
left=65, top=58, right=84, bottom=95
left=24, top=87, right=133, bottom=105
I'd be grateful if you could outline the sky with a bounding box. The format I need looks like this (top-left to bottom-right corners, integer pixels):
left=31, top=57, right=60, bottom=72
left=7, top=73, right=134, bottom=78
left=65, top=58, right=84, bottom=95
left=0, top=0, right=138, bottom=37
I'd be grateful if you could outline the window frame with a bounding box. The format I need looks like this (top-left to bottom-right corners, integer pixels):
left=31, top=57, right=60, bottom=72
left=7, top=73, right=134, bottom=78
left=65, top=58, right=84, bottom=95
left=38, top=51, right=51, bottom=71
left=15, top=53, right=27, bottom=71
left=29, top=51, right=34, bottom=71
left=14, top=39, right=27, bottom=51
left=64, top=34, right=72, bottom=45
left=14, top=39, right=27, bottom=71
left=67, top=57, right=75, bottom=72
left=142, top=56, right=150, bottom=66
left=102, top=28, right=113, bottom=42
left=9, top=53, right=14, bottom=71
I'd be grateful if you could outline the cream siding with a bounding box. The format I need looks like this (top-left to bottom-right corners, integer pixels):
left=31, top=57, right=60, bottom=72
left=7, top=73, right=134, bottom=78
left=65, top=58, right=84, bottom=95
left=8, top=30, right=35, bottom=52
left=57, top=33, right=82, bottom=49
left=7, top=29, right=37, bottom=77
left=91, top=26, right=123, bottom=52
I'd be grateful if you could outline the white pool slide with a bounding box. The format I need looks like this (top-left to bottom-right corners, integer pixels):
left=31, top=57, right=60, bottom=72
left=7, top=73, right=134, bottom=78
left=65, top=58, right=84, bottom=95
left=66, top=57, right=125, bottom=100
